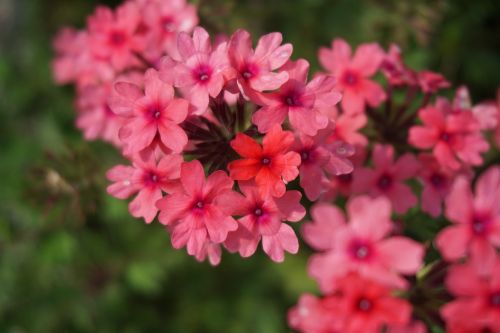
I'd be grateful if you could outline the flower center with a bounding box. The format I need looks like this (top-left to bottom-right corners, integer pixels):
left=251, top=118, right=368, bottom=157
left=301, top=151, right=309, bottom=161
left=161, top=17, right=175, bottom=32
left=440, top=132, right=451, bottom=142
left=342, top=70, right=359, bottom=86
left=193, top=64, right=212, bottom=84
left=489, top=292, right=500, bottom=307
left=195, top=201, right=204, bottom=209
left=261, top=157, right=271, bottom=165
left=348, top=240, right=372, bottom=261
left=471, top=215, right=490, bottom=236
left=377, top=174, right=392, bottom=190
left=356, top=298, right=372, bottom=312
left=283, top=92, right=302, bottom=107
left=240, top=63, right=258, bottom=80
left=337, top=173, right=352, bottom=184
left=254, top=208, right=263, bottom=216
left=430, top=173, right=445, bottom=188
left=109, top=31, right=126, bottom=46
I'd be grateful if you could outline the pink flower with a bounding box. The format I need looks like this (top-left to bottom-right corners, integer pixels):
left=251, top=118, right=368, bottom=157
left=228, top=29, right=292, bottom=96
left=110, top=68, right=189, bottom=155
left=193, top=241, right=222, bottom=266
left=417, top=153, right=459, bottom=218
left=352, top=144, right=419, bottom=214
left=227, top=125, right=301, bottom=198
left=140, top=0, right=198, bottom=61
left=52, top=28, right=114, bottom=87
left=304, top=196, right=424, bottom=292
left=293, top=129, right=354, bottom=200
left=452, top=86, right=497, bottom=130
left=327, top=111, right=369, bottom=147
left=408, top=102, right=489, bottom=170
left=289, top=274, right=412, bottom=333
left=417, top=70, right=450, bottom=94
left=319, top=38, right=386, bottom=114
left=156, top=160, right=238, bottom=259
left=223, top=181, right=305, bottom=262
left=106, top=153, right=182, bottom=223
left=441, top=257, right=500, bottom=333
left=288, top=294, right=342, bottom=333
left=87, top=3, right=145, bottom=71
left=252, top=60, right=342, bottom=135
left=380, top=44, right=417, bottom=87
left=436, top=166, right=500, bottom=270
left=76, top=82, right=125, bottom=146
left=167, top=27, right=231, bottom=114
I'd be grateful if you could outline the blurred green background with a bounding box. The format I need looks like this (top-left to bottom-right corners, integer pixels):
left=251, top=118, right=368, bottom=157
left=1, top=0, right=499, bottom=332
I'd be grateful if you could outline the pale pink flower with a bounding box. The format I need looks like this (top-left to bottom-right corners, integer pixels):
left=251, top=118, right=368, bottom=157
left=156, top=160, right=238, bottom=258
left=408, top=102, right=489, bottom=170
left=106, top=153, right=182, bottom=223
left=223, top=181, right=305, bottom=262
left=319, top=38, right=386, bottom=114
left=87, top=3, right=145, bottom=71
left=304, top=196, right=424, bottom=292
left=166, top=27, right=231, bottom=114
left=436, top=166, right=500, bottom=271
left=252, top=59, right=341, bottom=135
left=352, top=144, right=419, bottom=214
left=441, top=257, right=500, bottom=333
left=110, top=68, right=189, bottom=155
left=140, top=0, right=198, bottom=61
left=228, top=29, right=292, bottom=96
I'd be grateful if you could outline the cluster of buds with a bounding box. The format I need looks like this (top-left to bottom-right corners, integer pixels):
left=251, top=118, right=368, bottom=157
left=53, top=1, right=500, bottom=332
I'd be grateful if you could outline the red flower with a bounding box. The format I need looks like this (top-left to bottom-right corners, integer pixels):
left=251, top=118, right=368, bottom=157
left=227, top=125, right=301, bottom=198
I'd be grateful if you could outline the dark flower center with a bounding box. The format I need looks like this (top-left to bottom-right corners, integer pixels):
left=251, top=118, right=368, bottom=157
left=337, top=173, right=353, bottom=184
left=254, top=208, right=263, bottom=216
left=301, top=151, right=309, bottom=161
left=195, top=201, right=204, bottom=209
left=342, top=70, right=359, bottom=86
left=489, top=292, right=500, bottom=307
left=471, top=215, right=490, bottom=235
left=349, top=240, right=372, bottom=261
left=240, top=63, right=258, bottom=80
left=377, top=174, right=392, bottom=190
left=261, top=157, right=271, bottom=165
left=356, top=298, right=372, bottom=312
left=440, top=132, right=451, bottom=142
left=109, top=31, right=126, bottom=46
left=430, top=173, right=445, bottom=188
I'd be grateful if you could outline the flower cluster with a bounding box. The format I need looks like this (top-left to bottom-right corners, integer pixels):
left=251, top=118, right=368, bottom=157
left=54, top=0, right=350, bottom=265
left=54, top=1, right=500, bottom=332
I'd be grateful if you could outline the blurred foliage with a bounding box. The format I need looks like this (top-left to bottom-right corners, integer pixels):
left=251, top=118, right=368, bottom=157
left=0, top=0, right=499, bottom=332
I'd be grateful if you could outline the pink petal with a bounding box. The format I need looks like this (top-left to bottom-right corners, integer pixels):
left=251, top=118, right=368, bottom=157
left=301, top=203, right=346, bottom=251
left=156, top=193, right=191, bottom=225
left=378, top=237, right=424, bottom=274
left=274, top=190, right=305, bottom=222
left=158, top=122, right=188, bottom=153
left=435, top=225, right=469, bottom=261
left=262, top=223, right=298, bottom=262
left=351, top=43, right=384, bottom=76
left=445, top=176, right=473, bottom=225
left=180, top=160, right=205, bottom=195
left=347, top=196, right=392, bottom=240
left=341, top=89, right=364, bottom=115
left=129, top=188, right=162, bottom=223
left=252, top=105, right=288, bottom=133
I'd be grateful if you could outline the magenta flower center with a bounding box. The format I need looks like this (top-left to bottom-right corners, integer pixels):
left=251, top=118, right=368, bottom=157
left=194, top=200, right=204, bottom=209
left=146, top=104, right=162, bottom=120
left=489, top=292, right=500, bottom=308
left=143, top=171, right=160, bottom=187
left=283, top=91, right=303, bottom=107
left=356, top=297, right=373, bottom=312
left=348, top=239, right=373, bottom=261
left=430, top=173, right=445, bottom=188
left=192, top=64, right=212, bottom=84
left=254, top=207, right=263, bottom=216
left=109, top=30, right=126, bottom=46
left=342, top=70, right=359, bottom=86
left=240, top=63, right=259, bottom=80
left=377, top=174, right=393, bottom=190
left=440, top=132, right=451, bottom=142
left=161, top=16, right=175, bottom=32
left=471, top=214, right=491, bottom=236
